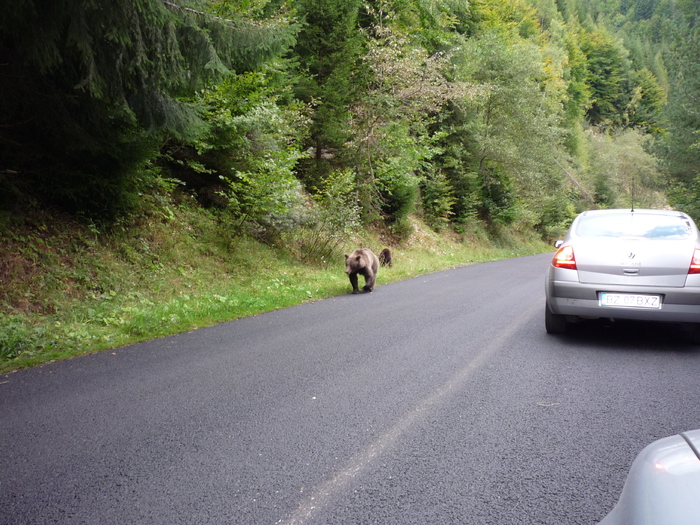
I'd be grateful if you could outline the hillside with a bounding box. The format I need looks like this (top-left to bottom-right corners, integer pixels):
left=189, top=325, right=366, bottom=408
left=2, top=0, right=699, bottom=371
left=0, top=200, right=549, bottom=373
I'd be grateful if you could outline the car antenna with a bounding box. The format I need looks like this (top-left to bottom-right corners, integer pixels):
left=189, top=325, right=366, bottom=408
left=631, top=173, right=635, bottom=212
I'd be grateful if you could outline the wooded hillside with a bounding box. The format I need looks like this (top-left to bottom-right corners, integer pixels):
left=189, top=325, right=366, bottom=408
left=3, top=0, right=697, bottom=236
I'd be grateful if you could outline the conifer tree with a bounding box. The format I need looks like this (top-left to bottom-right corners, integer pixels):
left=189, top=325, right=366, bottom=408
left=661, top=9, right=700, bottom=190
left=0, top=0, right=293, bottom=217
left=291, top=0, right=366, bottom=190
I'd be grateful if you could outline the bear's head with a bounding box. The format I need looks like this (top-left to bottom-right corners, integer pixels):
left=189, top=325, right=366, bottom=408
left=344, top=252, right=365, bottom=274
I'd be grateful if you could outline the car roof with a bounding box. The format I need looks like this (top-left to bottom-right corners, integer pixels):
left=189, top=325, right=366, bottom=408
left=579, top=208, right=690, bottom=218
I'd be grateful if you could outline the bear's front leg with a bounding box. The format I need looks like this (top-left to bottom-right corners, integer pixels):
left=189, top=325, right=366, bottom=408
left=349, top=273, right=360, bottom=294
left=362, top=271, right=375, bottom=292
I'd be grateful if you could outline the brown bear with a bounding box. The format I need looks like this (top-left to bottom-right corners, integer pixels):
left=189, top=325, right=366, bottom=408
left=344, top=248, right=380, bottom=294
left=379, top=248, right=392, bottom=267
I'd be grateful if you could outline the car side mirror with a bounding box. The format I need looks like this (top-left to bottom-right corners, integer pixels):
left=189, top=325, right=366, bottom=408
left=553, top=240, right=563, bottom=249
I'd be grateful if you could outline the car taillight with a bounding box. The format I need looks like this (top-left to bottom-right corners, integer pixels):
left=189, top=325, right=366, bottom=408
left=689, top=249, right=700, bottom=274
left=552, top=245, right=576, bottom=270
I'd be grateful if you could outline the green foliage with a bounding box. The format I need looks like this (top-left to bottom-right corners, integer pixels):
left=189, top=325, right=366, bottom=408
left=561, top=29, right=592, bottom=124
left=222, top=167, right=303, bottom=233
left=204, top=86, right=306, bottom=230
left=292, top=0, right=366, bottom=189
left=659, top=22, right=700, bottom=186
left=0, top=314, right=43, bottom=360
left=594, top=170, right=618, bottom=207
left=0, top=0, right=295, bottom=220
left=467, top=0, right=521, bottom=33
left=432, top=101, right=482, bottom=223
left=345, top=19, right=446, bottom=225
left=447, top=29, right=567, bottom=223
left=538, top=197, right=577, bottom=240
left=379, top=163, right=421, bottom=227
left=480, top=166, right=517, bottom=225
left=579, top=29, right=628, bottom=127
left=667, top=176, right=700, bottom=224
left=161, top=70, right=308, bottom=236
left=420, top=170, right=457, bottom=230
left=626, top=67, right=666, bottom=133
left=584, top=128, right=663, bottom=208
left=0, top=0, right=684, bottom=292
left=282, top=169, right=361, bottom=263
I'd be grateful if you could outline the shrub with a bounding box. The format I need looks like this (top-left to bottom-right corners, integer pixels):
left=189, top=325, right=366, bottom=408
left=282, top=169, right=361, bottom=264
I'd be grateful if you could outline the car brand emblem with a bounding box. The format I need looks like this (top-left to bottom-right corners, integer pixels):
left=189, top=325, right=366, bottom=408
left=628, top=252, right=636, bottom=259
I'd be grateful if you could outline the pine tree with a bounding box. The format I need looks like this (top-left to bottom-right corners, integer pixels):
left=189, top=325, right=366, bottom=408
left=661, top=13, right=700, bottom=188
left=291, top=0, right=366, bottom=190
left=0, top=0, right=294, bottom=218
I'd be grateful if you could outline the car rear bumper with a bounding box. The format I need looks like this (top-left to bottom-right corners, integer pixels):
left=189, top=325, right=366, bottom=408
left=546, top=272, right=700, bottom=323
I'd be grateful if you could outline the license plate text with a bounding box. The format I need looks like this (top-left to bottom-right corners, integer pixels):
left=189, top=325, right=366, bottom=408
left=600, top=293, right=661, bottom=309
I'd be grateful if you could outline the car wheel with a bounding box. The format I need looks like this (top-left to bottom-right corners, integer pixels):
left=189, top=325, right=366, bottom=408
left=545, top=304, right=568, bottom=334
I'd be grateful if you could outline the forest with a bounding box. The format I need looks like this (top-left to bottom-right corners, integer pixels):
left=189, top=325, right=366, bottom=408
left=1, top=0, right=699, bottom=368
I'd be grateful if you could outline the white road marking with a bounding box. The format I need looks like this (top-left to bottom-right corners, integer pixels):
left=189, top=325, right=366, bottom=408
left=276, top=303, right=539, bottom=524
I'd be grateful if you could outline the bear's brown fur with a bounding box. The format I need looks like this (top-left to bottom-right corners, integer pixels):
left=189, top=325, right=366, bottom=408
left=344, top=248, right=380, bottom=294
left=379, top=248, right=392, bottom=267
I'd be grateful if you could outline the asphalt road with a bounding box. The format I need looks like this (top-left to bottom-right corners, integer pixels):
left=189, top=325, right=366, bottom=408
left=2, top=253, right=700, bottom=524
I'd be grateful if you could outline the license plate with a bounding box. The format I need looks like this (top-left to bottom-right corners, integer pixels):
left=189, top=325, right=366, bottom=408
left=600, top=293, right=661, bottom=309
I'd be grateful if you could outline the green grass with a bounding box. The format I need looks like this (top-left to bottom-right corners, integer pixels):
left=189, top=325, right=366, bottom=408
left=0, top=205, right=549, bottom=374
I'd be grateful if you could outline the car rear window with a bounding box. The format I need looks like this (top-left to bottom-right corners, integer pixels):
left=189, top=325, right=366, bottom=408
left=575, top=213, right=694, bottom=240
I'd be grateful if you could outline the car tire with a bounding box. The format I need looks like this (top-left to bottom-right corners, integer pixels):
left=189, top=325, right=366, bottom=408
left=545, top=304, right=568, bottom=334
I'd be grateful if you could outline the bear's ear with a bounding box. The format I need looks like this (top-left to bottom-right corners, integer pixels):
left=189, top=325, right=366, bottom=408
left=344, top=253, right=349, bottom=259
left=355, top=255, right=361, bottom=262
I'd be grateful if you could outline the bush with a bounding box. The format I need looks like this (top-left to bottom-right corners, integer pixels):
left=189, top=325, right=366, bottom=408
left=282, top=169, right=361, bottom=264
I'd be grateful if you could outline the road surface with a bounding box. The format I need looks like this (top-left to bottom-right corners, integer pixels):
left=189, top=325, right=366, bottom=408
left=2, top=253, right=700, bottom=524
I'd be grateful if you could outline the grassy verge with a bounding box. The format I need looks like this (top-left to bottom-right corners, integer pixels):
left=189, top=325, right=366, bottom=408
left=0, top=204, right=549, bottom=374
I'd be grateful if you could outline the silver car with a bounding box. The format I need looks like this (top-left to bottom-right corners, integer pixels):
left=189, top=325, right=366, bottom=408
left=599, top=430, right=700, bottom=524
left=545, top=208, right=700, bottom=336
